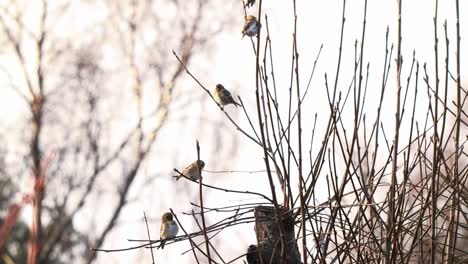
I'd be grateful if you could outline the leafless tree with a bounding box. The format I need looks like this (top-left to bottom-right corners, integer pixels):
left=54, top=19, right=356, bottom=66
left=0, top=0, right=232, bottom=263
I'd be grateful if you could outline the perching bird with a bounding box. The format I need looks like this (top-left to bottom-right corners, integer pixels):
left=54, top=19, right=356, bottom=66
left=174, top=160, right=205, bottom=181
left=246, top=244, right=260, bottom=264
left=159, top=212, right=179, bottom=249
left=213, top=84, right=241, bottom=108
left=245, top=0, right=255, bottom=8
left=242, top=15, right=261, bottom=39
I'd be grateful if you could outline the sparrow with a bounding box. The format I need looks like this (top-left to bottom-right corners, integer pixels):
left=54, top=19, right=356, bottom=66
left=245, top=0, right=255, bottom=8
left=213, top=84, right=241, bottom=108
left=158, top=212, right=179, bottom=249
left=174, top=160, right=205, bottom=181
left=242, top=15, right=261, bottom=39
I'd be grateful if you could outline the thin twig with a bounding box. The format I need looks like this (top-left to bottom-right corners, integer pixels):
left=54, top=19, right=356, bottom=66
left=172, top=50, right=263, bottom=148
left=170, top=208, right=201, bottom=264
left=196, top=141, right=212, bottom=263
left=143, top=211, right=155, bottom=264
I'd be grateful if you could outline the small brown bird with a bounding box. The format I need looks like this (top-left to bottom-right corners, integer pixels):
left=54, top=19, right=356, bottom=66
left=242, top=15, right=261, bottom=39
left=174, top=160, right=205, bottom=181
left=245, top=0, right=255, bottom=8
left=213, top=84, right=241, bottom=108
left=159, top=212, right=179, bottom=249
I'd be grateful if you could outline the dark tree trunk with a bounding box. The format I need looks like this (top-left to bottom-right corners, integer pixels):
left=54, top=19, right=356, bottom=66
left=248, top=206, right=301, bottom=264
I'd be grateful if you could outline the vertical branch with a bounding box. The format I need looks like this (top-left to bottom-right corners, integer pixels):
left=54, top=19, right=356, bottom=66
left=254, top=0, right=278, bottom=207
left=190, top=211, right=226, bottom=264
left=260, top=21, right=288, bottom=208
left=430, top=1, right=440, bottom=262
left=251, top=0, right=289, bottom=262
left=142, top=212, right=155, bottom=264
left=385, top=0, right=402, bottom=263
left=447, top=0, right=462, bottom=261
left=196, top=140, right=212, bottom=263
left=320, top=0, right=347, bottom=256
left=127, top=0, right=144, bottom=157
left=439, top=21, right=450, bottom=153
left=28, top=154, right=53, bottom=264
left=28, top=1, right=48, bottom=264
left=170, top=208, right=201, bottom=264
left=291, top=0, right=306, bottom=263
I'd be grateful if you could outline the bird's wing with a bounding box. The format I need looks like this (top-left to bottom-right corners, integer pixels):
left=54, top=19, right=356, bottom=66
left=221, top=88, right=233, bottom=98
left=222, top=89, right=236, bottom=103
left=167, top=222, right=179, bottom=238
left=182, top=163, right=196, bottom=176
left=160, top=223, right=166, bottom=239
left=173, top=223, right=179, bottom=237
left=242, top=21, right=253, bottom=32
left=223, top=89, right=241, bottom=106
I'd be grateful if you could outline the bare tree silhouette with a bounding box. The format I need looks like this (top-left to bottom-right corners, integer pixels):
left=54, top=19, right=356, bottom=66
left=0, top=0, right=231, bottom=263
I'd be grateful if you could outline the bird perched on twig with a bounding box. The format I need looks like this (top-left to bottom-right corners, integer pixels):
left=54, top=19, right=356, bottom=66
left=245, top=0, right=255, bottom=8
left=242, top=15, right=261, bottom=39
left=246, top=244, right=260, bottom=264
left=213, top=84, right=241, bottom=108
left=158, top=212, right=179, bottom=249
left=174, top=160, right=205, bottom=181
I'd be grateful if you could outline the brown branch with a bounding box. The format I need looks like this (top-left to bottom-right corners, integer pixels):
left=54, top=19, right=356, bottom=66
left=143, top=212, right=155, bottom=264
left=195, top=140, right=212, bottom=264
left=172, top=50, right=263, bottom=148
left=173, top=168, right=273, bottom=202
left=170, top=209, right=201, bottom=264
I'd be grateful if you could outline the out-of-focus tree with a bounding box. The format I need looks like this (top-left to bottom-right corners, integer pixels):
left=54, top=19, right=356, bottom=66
left=0, top=0, right=232, bottom=263
left=0, top=160, right=28, bottom=264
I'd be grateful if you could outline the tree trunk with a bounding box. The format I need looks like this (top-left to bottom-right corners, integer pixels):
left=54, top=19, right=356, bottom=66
left=248, top=206, right=301, bottom=264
